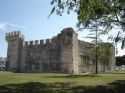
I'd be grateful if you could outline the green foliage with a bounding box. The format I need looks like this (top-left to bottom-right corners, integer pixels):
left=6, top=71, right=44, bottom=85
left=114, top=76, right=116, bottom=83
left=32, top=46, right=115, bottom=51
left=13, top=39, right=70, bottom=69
left=116, top=55, right=125, bottom=66
left=50, top=0, right=125, bottom=49
left=82, top=42, right=112, bottom=62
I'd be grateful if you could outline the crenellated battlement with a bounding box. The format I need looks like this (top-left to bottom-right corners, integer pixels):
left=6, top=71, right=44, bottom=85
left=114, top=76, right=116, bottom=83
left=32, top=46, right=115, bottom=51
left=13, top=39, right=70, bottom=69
left=5, top=27, right=116, bottom=74
left=6, top=31, right=24, bottom=41
left=24, top=39, right=52, bottom=46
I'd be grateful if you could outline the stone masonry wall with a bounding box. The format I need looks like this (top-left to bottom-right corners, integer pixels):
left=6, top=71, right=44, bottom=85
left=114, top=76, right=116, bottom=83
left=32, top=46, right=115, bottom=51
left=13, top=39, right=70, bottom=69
left=6, top=27, right=115, bottom=74
left=20, top=28, right=78, bottom=73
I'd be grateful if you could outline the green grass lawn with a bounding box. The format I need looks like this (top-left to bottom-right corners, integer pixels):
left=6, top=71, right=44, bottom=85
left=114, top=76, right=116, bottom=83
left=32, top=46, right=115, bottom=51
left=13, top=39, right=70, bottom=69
left=0, top=71, right=125, bottom=93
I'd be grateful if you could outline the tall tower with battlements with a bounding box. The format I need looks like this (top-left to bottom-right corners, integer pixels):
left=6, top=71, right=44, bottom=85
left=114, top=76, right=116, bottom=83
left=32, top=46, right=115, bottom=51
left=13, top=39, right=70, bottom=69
left=6, top=31, right=24, bottom=72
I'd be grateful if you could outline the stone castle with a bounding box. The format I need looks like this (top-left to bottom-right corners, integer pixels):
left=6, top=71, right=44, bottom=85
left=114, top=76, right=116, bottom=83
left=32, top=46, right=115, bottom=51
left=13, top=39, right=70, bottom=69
left=6, top=28, right=116, bottom=74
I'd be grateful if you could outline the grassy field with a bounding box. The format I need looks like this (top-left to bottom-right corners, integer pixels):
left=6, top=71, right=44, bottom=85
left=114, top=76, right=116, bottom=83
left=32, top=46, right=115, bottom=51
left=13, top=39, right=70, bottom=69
left=0, top=71, right=125, bottom=93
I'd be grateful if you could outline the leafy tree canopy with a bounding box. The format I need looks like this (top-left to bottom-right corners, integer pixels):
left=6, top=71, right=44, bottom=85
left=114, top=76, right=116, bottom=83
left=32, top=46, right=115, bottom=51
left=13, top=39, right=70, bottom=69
left=116, top=55, right=125, bottom=66
left=50, top=0, right=125, bottom=49
left=82, top=42, right=113, bottom=61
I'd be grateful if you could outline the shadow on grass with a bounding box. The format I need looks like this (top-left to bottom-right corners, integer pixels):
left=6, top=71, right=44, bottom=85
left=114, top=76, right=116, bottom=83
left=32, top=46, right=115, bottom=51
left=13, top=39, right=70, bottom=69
left=0, top=82, right=71, bottom=93
left=0, top=80, right=125, bottom=93
left=103, top=72, right=125, bottom=74
left=44, top=74, right=100, bottom=78
left=72, top=80, right=125, bottom=93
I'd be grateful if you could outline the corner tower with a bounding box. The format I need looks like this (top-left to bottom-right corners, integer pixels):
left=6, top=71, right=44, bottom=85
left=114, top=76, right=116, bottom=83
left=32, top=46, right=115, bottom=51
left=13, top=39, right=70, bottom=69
left=6, top=31, right=24, bottom=72
left=59, top=28, right=79, bottom=74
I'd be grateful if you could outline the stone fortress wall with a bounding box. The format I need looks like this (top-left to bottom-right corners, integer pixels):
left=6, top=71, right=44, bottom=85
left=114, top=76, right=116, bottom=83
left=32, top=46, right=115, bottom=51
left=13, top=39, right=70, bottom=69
left=5, top=28, right=115, bottom=74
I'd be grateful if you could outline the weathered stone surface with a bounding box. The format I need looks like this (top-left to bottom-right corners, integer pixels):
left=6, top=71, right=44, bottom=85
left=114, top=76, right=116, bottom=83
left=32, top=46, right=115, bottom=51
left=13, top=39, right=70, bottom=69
left=5, top=28, right=115, bottom=74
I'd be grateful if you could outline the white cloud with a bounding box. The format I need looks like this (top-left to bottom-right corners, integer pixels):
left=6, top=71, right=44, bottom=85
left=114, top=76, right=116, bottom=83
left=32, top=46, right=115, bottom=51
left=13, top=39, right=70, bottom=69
left=0, top=22, right=25, bottom=31
left=0, top=22, right=7, bottom=31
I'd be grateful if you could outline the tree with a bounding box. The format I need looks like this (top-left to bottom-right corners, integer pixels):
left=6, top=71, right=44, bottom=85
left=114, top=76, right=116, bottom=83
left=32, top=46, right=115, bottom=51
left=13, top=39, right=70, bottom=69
left=82, top=42, right=113, bottom=73
left=84, top=27, right=112, bottom=74
left=50, top=0, right=125, bottom=49
left=116, top=55, right=125, bottom=66
left=84, top=21, right=101, bottom=74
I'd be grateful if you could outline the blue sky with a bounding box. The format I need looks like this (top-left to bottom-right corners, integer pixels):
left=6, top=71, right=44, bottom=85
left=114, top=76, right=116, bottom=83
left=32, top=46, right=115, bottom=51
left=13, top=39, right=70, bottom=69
left=0, top=0, right=124, bottom=57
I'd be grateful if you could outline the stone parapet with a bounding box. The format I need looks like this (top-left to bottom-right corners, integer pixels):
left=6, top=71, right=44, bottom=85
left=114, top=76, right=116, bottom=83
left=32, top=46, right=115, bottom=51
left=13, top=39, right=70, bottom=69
left=24, top=39, right=52, bottom=46
left=6, top=31, right=24, bottom=41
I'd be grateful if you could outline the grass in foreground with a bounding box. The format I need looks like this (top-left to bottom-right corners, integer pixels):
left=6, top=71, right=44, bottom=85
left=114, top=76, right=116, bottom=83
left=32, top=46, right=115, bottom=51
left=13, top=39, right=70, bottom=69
left=0, top=71, right=125, bottom=93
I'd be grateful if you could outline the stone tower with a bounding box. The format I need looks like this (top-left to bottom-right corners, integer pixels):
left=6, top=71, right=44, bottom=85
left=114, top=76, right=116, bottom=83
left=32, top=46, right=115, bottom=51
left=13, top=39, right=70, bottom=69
left=6, top=31, right=24, bottom=72
left=59, top=28, right=79, bottom=73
